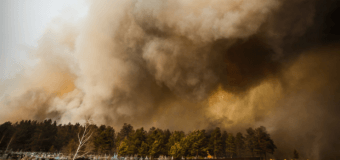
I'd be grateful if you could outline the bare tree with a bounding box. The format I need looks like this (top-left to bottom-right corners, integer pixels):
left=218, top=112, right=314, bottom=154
left=73, top=117, right=93, bottom=160
left=0, top=133, right=5, bottom=144
left=5, top=135, right=14, bottom=153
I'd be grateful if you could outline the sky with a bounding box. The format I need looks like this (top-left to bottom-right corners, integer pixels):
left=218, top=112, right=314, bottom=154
left=0, top=0, right=88, bottom=81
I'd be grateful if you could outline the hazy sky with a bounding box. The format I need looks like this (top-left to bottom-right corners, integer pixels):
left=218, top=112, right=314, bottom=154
left=0, top=0, right=88, bottom=81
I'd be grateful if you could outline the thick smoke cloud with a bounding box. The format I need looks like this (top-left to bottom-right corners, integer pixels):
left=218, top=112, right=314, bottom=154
left=1, top=0, right=340, bottom=159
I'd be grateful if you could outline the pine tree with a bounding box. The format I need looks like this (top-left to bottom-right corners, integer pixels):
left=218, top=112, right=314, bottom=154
left=179, top=137, right=190, bottom=158
left=54, top=124, right=71, bottom=152
left=150, top=140, right=163, bottom=158
left=147, top=128, right=165, bottom=158
left=245, top=128, right=256, bottom=157
left=130, top=127, right=147, bottom=155
left=293, top=149, right=299, bottom=160
left=65, top=139, right=77, bottom=155
left=118, top=123, right=134, bottom=140
left=208, top=127, right=223, bottom=158
left=162, top=129, right=171, bottom=155
left=254, top=126, right=277, bottom=160
left=169, top=142, right=182, bottom=159
left=186, top=130, right=207, bottom=158
left=225, top=133, right=236, bottom=158
left=98, top=126, right=115, bottom=154
left=138, top=141, right=149, bottom=157
left=30, top=126, right=43, bottom=152
left=167, top=131, right=185, bottom=155
left=117, top=123, right=134, bottom=155
left=118, top=140, right=129, bottom=156
left=30, top=119, right=58, bottom=152
left=221, top=131, right=228, bottom=157
left=235, top=132, right=245, bottom=157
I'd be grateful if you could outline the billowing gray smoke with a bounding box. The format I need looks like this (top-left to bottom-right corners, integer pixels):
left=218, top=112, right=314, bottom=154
left=1, top=0, right=340, bottom=159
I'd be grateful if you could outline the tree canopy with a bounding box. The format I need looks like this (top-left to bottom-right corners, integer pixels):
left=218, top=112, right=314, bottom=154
left=0, top=120, right=276, bottom=160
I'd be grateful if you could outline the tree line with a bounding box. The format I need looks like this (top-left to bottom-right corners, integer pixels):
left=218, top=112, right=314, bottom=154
left=0, top=119, right=276, bottom=159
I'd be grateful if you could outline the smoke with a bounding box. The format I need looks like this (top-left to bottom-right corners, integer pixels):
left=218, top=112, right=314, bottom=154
left=1, top=0, right=340, bottom=159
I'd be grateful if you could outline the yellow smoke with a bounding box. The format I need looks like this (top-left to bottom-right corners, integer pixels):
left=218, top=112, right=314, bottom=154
left=208, top=80, right=283, bottom=129
left=39, top=71, right=76, bottom=97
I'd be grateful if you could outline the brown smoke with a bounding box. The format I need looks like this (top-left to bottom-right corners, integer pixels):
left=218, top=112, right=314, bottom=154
left=1, top=0, right=340, bottom=159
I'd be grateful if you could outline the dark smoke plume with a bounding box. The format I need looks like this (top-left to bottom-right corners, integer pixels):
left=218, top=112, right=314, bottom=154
left=1, top=0, right=340, bottom=159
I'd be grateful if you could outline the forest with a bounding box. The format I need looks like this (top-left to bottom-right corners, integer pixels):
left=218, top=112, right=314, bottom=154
left=0, top=119, right=276, bottom=159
